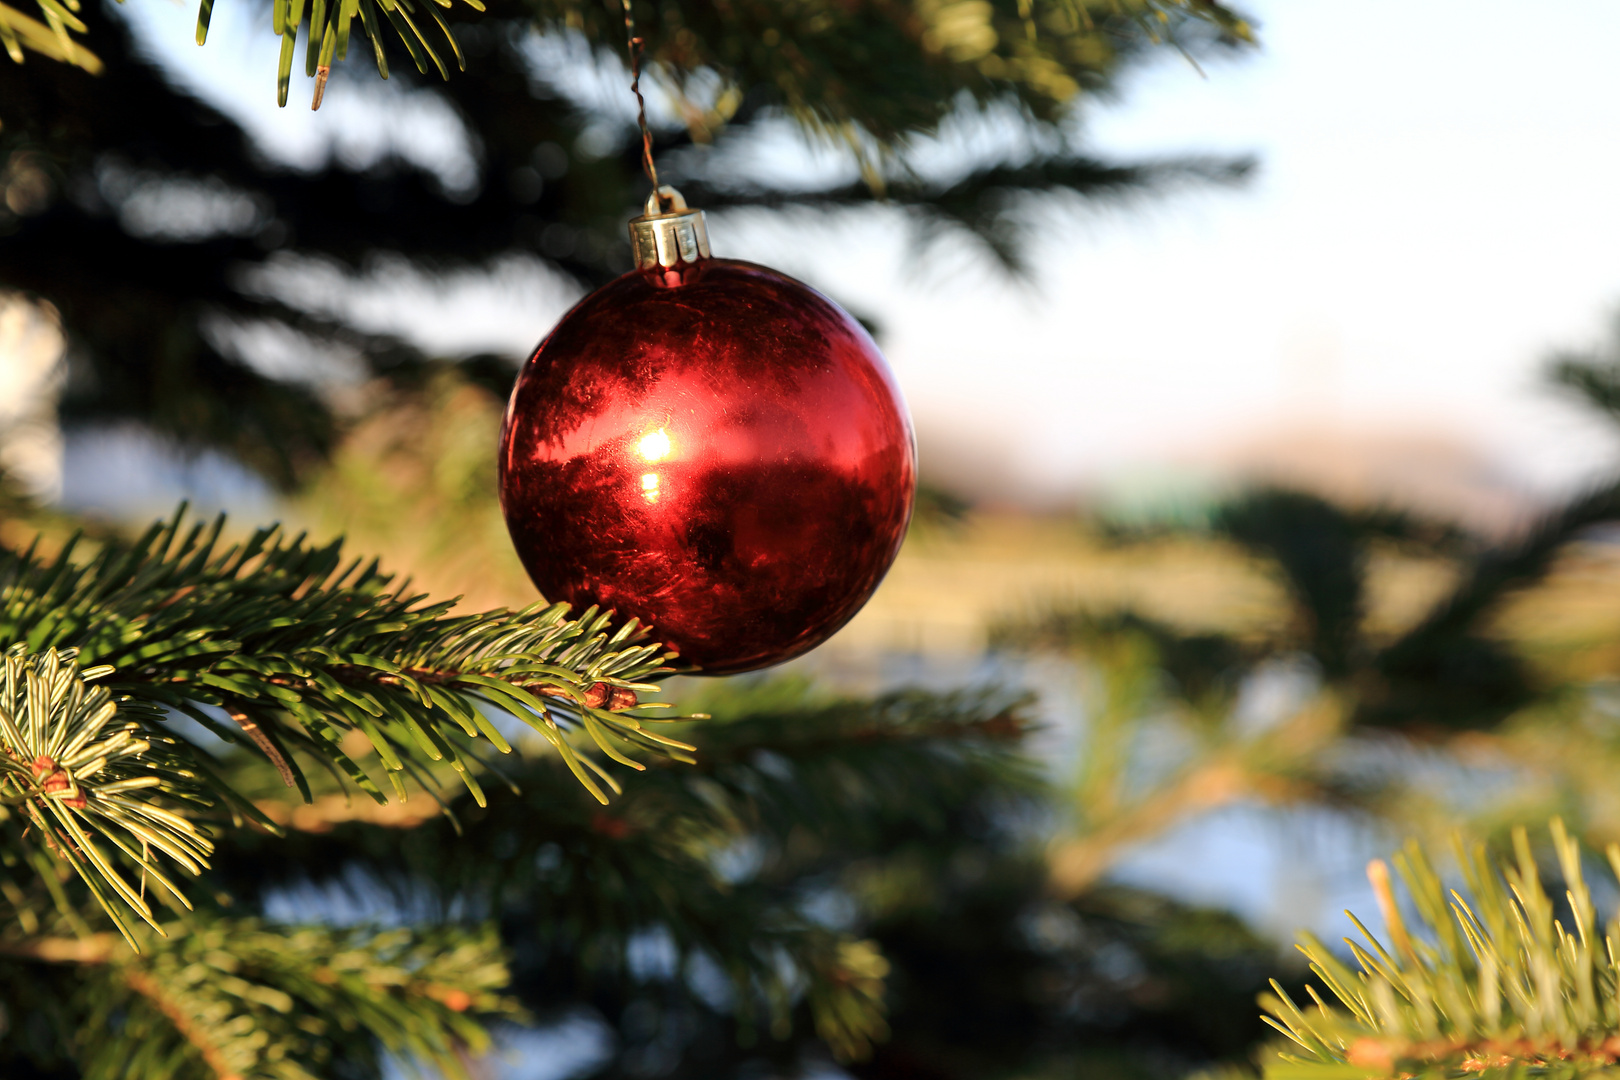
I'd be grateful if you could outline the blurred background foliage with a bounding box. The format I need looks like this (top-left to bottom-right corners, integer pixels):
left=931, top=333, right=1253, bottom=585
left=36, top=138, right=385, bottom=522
left=0, top=0, right=1251, bottom=488
left=9, top=290, right=1620, bottom=1078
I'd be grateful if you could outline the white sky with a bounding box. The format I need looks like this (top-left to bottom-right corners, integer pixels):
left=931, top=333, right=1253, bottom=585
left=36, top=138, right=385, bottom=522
left=116, top=0, right=1620, bottom=511
left=762, top=0, right=1620, bottom=504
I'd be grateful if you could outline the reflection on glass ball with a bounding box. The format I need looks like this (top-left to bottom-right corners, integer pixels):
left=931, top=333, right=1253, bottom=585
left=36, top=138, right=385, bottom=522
left=499, top=258, right=916, bottom=675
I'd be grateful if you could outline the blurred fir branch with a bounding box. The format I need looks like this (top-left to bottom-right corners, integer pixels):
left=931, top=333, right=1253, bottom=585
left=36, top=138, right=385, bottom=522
left=1263, top=820, right=1620, bottom=1080
left=0, top=0, right=101, bottom=71
left=981, top=332, right=1620, bottom=900
left=212, top=683, right=1041, bottom=1065
left=0, top=915, right=514, bottom=1080
left=1, top=0, right=1257, bottom=492
left=691, top=151, right=1254, bottom=275
left=985, top=481, right=1603, bottom=891
left=995, top=610, right=1353, bottom=897
left=7, top=0, right=1253, bottom=123
left=991, top=484, right=1610, bottom=894
left=1548, top=308, right=1620, bottom=423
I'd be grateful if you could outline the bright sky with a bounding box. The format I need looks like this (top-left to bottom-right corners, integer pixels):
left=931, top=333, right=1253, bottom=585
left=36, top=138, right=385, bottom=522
left=772, top=0, right=1620, bottom=505
left=116, top=0, right=1620, bottom=513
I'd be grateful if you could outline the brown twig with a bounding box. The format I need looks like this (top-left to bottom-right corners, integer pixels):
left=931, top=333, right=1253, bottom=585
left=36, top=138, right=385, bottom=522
left=0, top=932, right=120, bottom=963
left=227, top=709, right=295, bottom=788
left=259, top=666, right=640, bottom=710
left=126, top=968, right=244, bottom=1080
left=173, top=670, right=645, bottom=791
left=253, top=792, right=444, bottom=833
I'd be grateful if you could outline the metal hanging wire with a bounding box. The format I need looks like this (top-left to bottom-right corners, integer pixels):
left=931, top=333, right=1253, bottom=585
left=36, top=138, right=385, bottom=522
left=619, top=0, right=666, bottom=209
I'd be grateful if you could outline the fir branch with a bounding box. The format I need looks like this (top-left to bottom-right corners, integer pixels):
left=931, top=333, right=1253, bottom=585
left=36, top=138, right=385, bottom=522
left=665, top=686, right=1041, bottom=847
left=8, top=0, right=1251, bottom=121
left=222, top=685, right=1041, bottom=1063
left=0, top=507, right=689, bottom=938
left=1, top=916, right=515, bottom=1080
left=806, top=937, right=891, bottom=1060
left=0, top=0, right=99, bottom=68
left=1262, top=820, right=1620, bottom=1080
left=687, top=152, right=1253, bottom=278
left=0, top=645, right=216, bottom=946
left=0, top=506, right=685, bottom=804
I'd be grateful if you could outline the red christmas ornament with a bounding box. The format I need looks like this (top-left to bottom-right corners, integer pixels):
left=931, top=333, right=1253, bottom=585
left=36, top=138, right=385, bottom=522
left=499, top=188, right=916, bottom=675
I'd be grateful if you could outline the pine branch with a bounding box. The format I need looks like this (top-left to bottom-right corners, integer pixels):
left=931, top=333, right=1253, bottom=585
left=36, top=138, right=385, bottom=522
left=10, top=0, right=1253, bottom=122
left=0, top=0, right=100, bottom=69
left=2, top=506, right=685, bottom=797
left=1263, top=820, right=1620, bottom=1080
left=1366, top=478, right=1620, bottom=730
left=0, top=506, right=688, bottom=941
left=662, top=684, right=1040, bottom=844
left=209, top=685, right=1040, bottom=1063
left=0, top=916, right=515, bottom=1080
left=687, top=152, right=1254, bottom=277
left=0, top=646, right=217, bottom=947
left=1545, top=308, right=1620, bottom=424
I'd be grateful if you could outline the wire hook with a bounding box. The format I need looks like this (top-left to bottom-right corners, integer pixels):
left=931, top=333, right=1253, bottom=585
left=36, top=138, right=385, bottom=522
left=619, top=0, right=667, bottom=210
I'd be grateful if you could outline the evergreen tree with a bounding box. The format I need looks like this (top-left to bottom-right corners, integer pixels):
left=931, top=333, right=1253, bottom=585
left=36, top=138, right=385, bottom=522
left=0, top=4, right=1286, bottom=1078
left=26, top=3, right=1620, bottom=1079
left=0, top=490, right=1302, bottom=1077
left=0, top=0, right=1251, bottom=488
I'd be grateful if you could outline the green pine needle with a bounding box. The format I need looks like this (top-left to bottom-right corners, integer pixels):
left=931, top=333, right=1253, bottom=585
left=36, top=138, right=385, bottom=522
left=0, top=916, right=516, bottom=1080
left=1263, top=820, right=1620, bottom=1080
left=0, top=507, right=687, bottom=937
left=4, top=0, right=1252, bottom=118
left=0, top=646, right=214, bottom=946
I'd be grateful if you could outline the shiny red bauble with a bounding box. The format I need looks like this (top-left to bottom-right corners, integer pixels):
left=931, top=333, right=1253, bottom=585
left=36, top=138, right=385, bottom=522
left=498, top=257, right=916, bottom=675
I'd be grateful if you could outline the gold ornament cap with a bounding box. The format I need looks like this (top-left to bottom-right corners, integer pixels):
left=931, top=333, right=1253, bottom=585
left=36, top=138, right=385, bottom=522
left=629, top=186, right=711, bottom=270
